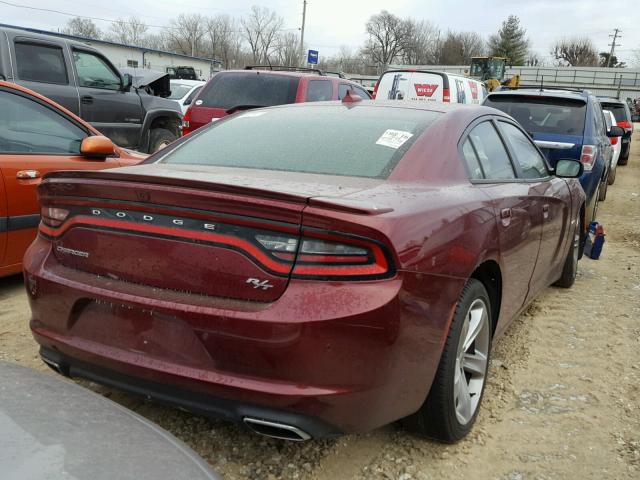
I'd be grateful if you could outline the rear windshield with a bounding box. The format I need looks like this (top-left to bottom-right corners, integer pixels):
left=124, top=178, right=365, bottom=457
left=600, top=103, right=628, bottom=123
left=485, top=95, right=587, bottom=135
left=158, top=105, right=438, bottom=178
left=198, top=72, right=299, bottom=110
left=168, top=84, right=192, bottom=99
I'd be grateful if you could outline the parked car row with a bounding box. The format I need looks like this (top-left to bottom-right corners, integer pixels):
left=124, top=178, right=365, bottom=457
left=0, top=25, right=183, bottom=153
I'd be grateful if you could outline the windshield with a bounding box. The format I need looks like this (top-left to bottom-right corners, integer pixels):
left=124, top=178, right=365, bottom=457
left=198, top=72, right=299, bottom=110
left=158, top=105, right=439, bottom=178
left=168, top=85, right=193, bottom=100
left=600, top=103, right=628, bottom=123
left=485, top=95, right=587, bottom=136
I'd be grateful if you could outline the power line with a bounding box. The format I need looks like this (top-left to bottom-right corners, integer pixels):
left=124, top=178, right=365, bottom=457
left=0, top=0, right=299, bottom=34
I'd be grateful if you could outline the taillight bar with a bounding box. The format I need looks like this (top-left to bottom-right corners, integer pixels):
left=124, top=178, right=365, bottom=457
left=38, top=205, right=394, bottom=281
left=443, top=87, right=450, bottom=102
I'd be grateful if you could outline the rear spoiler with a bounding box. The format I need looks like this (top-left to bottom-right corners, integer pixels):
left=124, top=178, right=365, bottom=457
left=41, top=170, right=394, bottom=216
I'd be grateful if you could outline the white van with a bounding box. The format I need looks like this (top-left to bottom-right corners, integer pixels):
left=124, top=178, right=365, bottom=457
left=373, top=70, right=487, bottom=105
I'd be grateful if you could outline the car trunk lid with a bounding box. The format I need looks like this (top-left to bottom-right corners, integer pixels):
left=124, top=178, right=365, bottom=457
left=38, top=166, right=380, bottom=302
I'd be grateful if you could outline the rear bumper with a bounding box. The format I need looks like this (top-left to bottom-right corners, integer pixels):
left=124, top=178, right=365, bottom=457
left=25, top=237, right=463, bottom=435
left=39, top=347, right=341, bottom=439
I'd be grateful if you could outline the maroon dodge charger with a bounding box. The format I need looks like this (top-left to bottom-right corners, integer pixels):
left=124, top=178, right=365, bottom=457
left=25, top=97, right=585, bottom=442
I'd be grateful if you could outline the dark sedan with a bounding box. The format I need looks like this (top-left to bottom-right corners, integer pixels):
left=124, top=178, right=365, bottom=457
left=25, top=99, right=585, bottom=443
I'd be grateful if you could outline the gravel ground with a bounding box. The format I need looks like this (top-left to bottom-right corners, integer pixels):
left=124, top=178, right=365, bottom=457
left=1, top=132, right=639, bottom=480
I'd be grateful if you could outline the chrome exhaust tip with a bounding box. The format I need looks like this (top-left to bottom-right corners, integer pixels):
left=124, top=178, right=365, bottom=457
left=41, top=357, right=63, bottom=374
left=243, top=417, right=312, bottom=441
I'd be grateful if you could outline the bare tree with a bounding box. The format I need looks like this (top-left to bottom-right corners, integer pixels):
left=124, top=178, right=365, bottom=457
left=206, top=15, right=236, bottom=65
left=525, top=52, right=544, bottom=66
left=436, top=31, right=484, bottom=65
left=62, top=17, right=101, bottom=39
left=241, top=6, right=284, bottom=64
left=551, top=37, right=598, bottom=67
left=109, top=17, right=148, bottom=46
left=362, top=11, right=409, bottom=68
left=165, top=14, right=207, bottom=57
left=401, top=20, right=440, bottom=65
left=275, top=32, right=300, bottom=66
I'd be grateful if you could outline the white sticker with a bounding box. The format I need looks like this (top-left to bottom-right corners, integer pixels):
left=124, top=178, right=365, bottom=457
left=195, top=99, right=203, bottom=105
left=375, top=129, right=413, bottom=149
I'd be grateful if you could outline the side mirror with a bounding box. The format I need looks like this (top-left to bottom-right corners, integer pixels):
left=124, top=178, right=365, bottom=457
left=80, top=136, right=115, bottom=159
left=183, top=98, right=192, bottom=106
left=121, top=73, right=133, bottom=92
left=607, top=125, right=624, bottom=137
left=555, top=158, right=583, bottom=178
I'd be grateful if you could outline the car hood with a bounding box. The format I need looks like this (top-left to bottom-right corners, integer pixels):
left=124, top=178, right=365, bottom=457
left=0, top=362, right=220, bottom=480
left=121, top=68, right=171, bottom=98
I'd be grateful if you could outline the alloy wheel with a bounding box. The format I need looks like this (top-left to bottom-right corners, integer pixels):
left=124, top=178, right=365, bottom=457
left=454, top=298, right=490, bottom=425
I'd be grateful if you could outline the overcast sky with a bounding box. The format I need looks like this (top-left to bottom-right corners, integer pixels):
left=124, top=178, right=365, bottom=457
left=2, top=0, right=638, bottom=64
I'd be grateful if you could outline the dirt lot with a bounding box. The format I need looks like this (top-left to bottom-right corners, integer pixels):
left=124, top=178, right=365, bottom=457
left=1, top=133, right=639, bottom=480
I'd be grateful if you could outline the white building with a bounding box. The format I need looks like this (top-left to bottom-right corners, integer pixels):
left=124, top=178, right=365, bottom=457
left=6, top=24, right=221, bottom=80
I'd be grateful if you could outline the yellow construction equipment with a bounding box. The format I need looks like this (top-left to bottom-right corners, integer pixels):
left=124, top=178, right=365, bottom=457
left=469, top=56, right=520, bottom=92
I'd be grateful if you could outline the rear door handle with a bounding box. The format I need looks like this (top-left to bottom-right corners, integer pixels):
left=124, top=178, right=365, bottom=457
left=542, top=204, right=549, bottom=219
left=17, top=169, right=41, bottom=179
left=81, top=95, right=93, bottom=104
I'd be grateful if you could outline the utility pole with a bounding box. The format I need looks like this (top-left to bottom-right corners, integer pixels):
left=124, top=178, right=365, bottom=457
left=299, top=1, right=307, bottom=67
left=606, top=28, right=621, bottom=68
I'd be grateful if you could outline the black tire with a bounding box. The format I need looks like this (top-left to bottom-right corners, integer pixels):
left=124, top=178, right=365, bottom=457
left=618, top=143, right=629, bottom=165
left=554, top=218, right=581, bottom=288
left=149, top=128, right=177, bottom=153
left=607, top=165, right=617, bottom=185
left=598, top=176, right=608, bottom=201
left=401, top=279, right=491, bottom=443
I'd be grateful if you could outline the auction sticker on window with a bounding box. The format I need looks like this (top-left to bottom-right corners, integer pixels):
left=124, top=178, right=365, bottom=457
left=375, top=129, right=413, bottom=149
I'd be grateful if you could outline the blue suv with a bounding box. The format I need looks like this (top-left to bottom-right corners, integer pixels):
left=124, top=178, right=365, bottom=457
left=484, top=88, right=620, bottom=224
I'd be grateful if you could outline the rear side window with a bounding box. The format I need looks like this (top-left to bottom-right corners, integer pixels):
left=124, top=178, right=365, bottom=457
left=306, top=80, right=333, bottom=101
left=484, top=95, right=587, bottom=136
left=467, top=121, right=515, bottom=180
left=499, top=121, right=548, bottom=179
left=461, top=139, right=484, bottom=179
left=159, top=105, right=439, bottom=179
left=601, top=103, right=628, bottom=123
left=15, top=42, right=68, bottom=85
left=198, top=73, right=299, bottom=110
left=0, top=90, right=86, bottom=154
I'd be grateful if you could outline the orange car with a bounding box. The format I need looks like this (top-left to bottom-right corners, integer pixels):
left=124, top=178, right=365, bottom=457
left=0, top=81, right=146, bottom=277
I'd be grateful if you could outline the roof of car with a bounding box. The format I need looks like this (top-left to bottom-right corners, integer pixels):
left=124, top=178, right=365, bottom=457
left=219, top=69, right=360, bottom=82
left=488, top=87, right=591, bottom=101
left=597, top=97, right=625, bottom=104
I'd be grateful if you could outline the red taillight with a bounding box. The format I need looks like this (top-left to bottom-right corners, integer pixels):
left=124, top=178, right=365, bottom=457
left=40, top=207, right=69, bottom=227
left=610, top=137, right=618, bottom=145
left=580, top=145, right=597, bottom=171
left=443, top=88, right=450, bottom=102
left=617, top=120, right=633, bottom=134
left=256, top=232, right=392, bottom=279
left=182, top=107, right=192, bottom=136
left=372, top=82, right=379, bottom=99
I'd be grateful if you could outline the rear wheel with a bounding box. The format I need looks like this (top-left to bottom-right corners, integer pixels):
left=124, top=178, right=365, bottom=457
left=618, top=143, right=629, bottom=165
left=598, top=175, right=608, bottom=201
left=554, top=219, right=581, bottom=288
left=402, top=279, right=491, bottom=442
left=607, top=164, right=617, bottom=185
left=149, top=128, right=177, bottom=153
